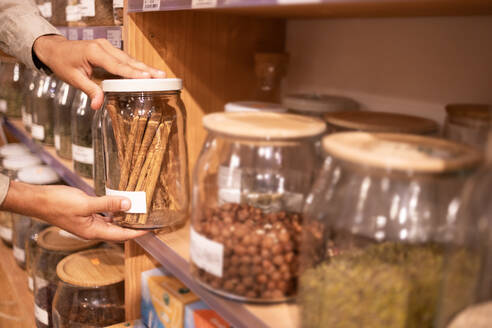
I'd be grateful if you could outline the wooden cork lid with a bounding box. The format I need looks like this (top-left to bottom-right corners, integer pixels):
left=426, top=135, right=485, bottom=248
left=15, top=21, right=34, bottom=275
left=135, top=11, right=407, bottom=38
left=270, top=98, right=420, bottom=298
left=324, top=111, right=438, bottom=134
left=445, top=104, right=491, bottom=124
left=57, top=249, right=124, bottom=287
left=203, top=112, right=326, bottom=139
left=322, top=132, right=482, bottom=173
left=37, top=227, right=100, bottom=252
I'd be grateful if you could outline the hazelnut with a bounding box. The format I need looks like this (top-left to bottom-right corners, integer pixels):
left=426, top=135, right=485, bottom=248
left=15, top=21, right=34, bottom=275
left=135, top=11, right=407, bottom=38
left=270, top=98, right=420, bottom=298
left=271, top=290, right=285, bottom=299
left=273, top=255, right=284, bottom=266
left=223, top=280, right=236, bottom=291
left=267, top=281, right=276, bottom=290
left=245, top=291, right=257, bottom=298
left=256, top=274, right=267, bottom=284
left=235, top=284, right=246, bottom=295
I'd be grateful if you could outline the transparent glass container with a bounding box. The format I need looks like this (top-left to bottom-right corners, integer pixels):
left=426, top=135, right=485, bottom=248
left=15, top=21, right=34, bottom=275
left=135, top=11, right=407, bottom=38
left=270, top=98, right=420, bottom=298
left=283, top=93, right=359, bottom=119
left=52, top=249, right=125, bottom=327
left=113, top=0, right=123, bottom=26
left=324, top=111, right=439, bottom=135
left=93, top=108, right=105, bottom=196
left=443, top=104, right=491, bottom=151
left=102, top=79, right=189, bottom=230
left=68, top=0, right=114, bottom=26
left=54, top=81, right=76, bottom=160
left=33, top=227, right=100, bottom=328
left=300, top=132, right=482, bottom=328
left=0, top=61, right=24, bottom=118
left=190, top=112, right=326, bottom=303
left=26, top=219, right=51, bottom=292
left=32, top=74, right=58, bottom=145
left=254, top=53, right=288, bottom=103
left=23, top=69, right=40, bottom=132
left=71, top=90, right=94, bottom=178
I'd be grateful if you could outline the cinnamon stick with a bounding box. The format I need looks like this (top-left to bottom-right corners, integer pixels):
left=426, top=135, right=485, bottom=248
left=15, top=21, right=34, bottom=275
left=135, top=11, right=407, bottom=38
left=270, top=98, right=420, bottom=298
left=132, top=116, right=149, bottom=167
left=106, top=103, right=125, bottom=166
left=118, top=115, right=141, bottom=190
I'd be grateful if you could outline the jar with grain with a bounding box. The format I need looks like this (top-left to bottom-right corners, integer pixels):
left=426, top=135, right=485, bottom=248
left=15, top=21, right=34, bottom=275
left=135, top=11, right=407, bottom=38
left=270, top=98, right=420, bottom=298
left=190, top=112, right=325, bottom=303
left=72, top=90, right=94, bottom=178
left=300, top=132, right=482, bottom=328
left=283, top=93, right=359, bottom=119
left=52, top=249, right=125, bottom=327
left=26, top=219, right=51, bottom=292
left=0, top=60, right=24, bottom=118
left=102, top=79, right=189, bottom=230
left=54, top=81, right=76, bottom=160
left=32, top=74, right=58, bottom=145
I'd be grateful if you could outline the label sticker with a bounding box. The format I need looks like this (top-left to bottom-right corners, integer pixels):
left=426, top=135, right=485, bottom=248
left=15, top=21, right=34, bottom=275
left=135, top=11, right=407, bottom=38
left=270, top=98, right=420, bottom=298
left=0, top=99, right=6, bottom=113
left=82, top=28, right=94, bottom=40
left=105, top=187, right=147, bottom=213
left=79, top=0, right=96, bottom=16
left=35, top=276, right=49, bottom=289
left=31, top=124, right=45, bottom=141
left=143, top=0, right=160, bottom=11
left=107, top=29, right=122, bottom=49
left=27, top=113, right=33, bottom=127
left=54, top=134, right=61, bottom=151
left=34, top=303, right=49, bottom=325
left=113, top=0, right=124, bottom=7
left=72, top=144, right=94, bottom=164
left=28, top=276, right=33, bottom=291
left=44, top=2, right=52, bottom=18
left=190, top=228, right=224, bottom=277
left=66, top=5, right=81, bottom=22
left=0, top=227, right=12, bottom=241
left=192, top=0, right=217, bottom=8
left=13, top=246, right=25, bottom=262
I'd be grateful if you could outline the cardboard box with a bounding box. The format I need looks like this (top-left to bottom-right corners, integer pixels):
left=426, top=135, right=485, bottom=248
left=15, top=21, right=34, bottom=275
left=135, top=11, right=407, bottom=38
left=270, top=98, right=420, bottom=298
left=185, top=301, right=231, bottom=328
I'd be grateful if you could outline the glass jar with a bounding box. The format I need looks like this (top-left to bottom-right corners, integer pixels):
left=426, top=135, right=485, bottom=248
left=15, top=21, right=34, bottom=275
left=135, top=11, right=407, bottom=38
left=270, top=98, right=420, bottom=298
left=26, top=219, right=51, bottom=292
left=190, top=112, right=326, bottom=302
left=71, top=90, right=94, bottom=178
left=443, top=104, right=491, bottom=151
left=70, top=0, right=114, bottom=26
left=36, top=0, right=53, bottom=21
left=224, top=101, right=287, bottom=113
left=32, top=74, right=58, bottom=146
left=102, top=79, right=189, bottom=230
left=113, top=0, right=123, bottom=25
left=300, top=132, right=482, bottom=328
left=324, top=111, right=439, bottom=135
left=52, top=249, right=125, bottom=327
left=0, top=61, right=24, bottom=118
left=33, top=227, right=100, bottom=328
left=51, top=0, right=67, bottom=25
left=23, top=69, right=40, bottom=132
left=254, top=53, right=288, bottom=103
left=283, top=93, right=359, bottom=119
left=54, top=81, right=76, bottom=160
left=93, top=107, right=105, bottom=196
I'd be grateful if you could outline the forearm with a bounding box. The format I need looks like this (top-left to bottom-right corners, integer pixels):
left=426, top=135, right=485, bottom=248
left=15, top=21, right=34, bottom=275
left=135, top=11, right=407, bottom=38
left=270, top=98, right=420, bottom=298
left=1, top=180, right=48, bottom=219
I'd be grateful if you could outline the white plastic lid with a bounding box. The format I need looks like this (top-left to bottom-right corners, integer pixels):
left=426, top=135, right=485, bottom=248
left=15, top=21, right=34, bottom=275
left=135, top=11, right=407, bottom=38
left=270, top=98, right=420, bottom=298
left=102, top=78, right=182, bottom=92
left=283, top=93, right=359, bottom=114
left=2, top=154, right=42, bottom=171
left=224, top=101, right=287, bottom=113
left=17, top=165, right=60, bottom=184
left=0, top=143, right=30, bottom=157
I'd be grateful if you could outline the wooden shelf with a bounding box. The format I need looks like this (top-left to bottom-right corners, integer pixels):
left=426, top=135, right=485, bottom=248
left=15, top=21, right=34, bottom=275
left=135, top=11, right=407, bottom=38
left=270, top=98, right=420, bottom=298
left=128, top=0, right=492, bottom=17
left=3, top=117, right=299, bottom=328
left=56, top=26, right=122, bottom=49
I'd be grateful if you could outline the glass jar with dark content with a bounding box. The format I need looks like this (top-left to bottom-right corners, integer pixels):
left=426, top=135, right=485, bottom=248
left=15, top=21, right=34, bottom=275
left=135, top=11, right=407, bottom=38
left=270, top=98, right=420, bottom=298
left=0, top=60, right=24, bottom=118
left=72, top=90, right=94, bottom=178
left=26, top=219, right=51, bottom=292
left=113, top=0, right=123, bottom=25
left=52, top=249, right=125, bottom=327
left=93, top=107, right=105, bottom=196
left=33, top=227, right=100, bottom=328
left=32, top=74, right=58, bottom=145
left=102, top=79, right=189, bottom=230
left=300, top=132, right=482, bottom=328
left=190, top=112, right=326, bottom=302
left=54, top=81, right=76, bottom=160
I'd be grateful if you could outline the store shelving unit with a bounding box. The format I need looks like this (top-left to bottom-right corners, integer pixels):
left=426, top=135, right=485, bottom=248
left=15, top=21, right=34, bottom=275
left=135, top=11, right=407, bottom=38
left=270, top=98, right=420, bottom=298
left=57, top=26, right=123, bottom=49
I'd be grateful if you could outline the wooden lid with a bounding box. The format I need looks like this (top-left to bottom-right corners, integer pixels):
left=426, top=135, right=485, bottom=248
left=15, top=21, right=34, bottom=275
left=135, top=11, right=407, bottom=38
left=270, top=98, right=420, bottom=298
left=445, top=104, right=491, bottom=123
left=202, top=112, right=326, bottom=139
left=324, top=111, right=438, bottom=134
left=57, top=249, right=124, bottom=287
left=322, top=132, right=482, bottom=172
left=37, top=227, right=100, bottom=252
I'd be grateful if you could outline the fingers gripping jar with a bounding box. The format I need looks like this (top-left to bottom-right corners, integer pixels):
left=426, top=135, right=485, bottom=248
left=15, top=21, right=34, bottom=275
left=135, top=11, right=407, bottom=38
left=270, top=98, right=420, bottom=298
left=190, top=112, right=326, bottom=303
left=300, top=132, right=482, bottom=328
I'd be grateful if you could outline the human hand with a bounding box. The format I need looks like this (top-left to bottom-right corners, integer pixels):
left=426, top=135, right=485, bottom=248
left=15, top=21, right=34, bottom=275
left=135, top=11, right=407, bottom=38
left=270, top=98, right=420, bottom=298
left=32, top=34, right=166, bottom=110
left=3, top=182, right=147, bottom=241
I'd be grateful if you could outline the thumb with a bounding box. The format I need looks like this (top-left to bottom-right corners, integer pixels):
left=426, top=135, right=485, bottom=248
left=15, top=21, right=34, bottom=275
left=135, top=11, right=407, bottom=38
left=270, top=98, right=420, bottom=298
left=71, top=71, right=104, bottom=110
left=88, top=196, right=131, bottom=213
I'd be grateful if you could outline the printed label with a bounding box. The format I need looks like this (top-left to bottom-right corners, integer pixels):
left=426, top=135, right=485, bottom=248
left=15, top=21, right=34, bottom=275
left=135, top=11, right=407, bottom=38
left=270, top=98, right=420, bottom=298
left=13, top=64, right=20, bottom=82
left=44, top=2, right=52, bottom=18
left=72, top=144, right=94, bottom=164
left=0, top=227, right=12, bottom=242
left=113, top=0, right=124, bottom=7
left=27, top=113, right=33, bottom=127
left=217, top=166, right=241, bottom=204
left=143, top=0, right=160, bottom=11
left=68, top=28, right=79, bottom=40
left=35, top=276, right=49, bottom=290
left=190, top=227, right=224, bottom=277
left=13, top=246, right=25, bottom=262
left=79, top=0, right=96, bottom=16
left=192, top=0, right=217, bottom=8
left=0, top=99, right=7, bottom=113
left=31, top=124, right=45, bottom=141
left=54, top=134, right=61, bottom=151
left=107, top=29, right=122, bottom=49
left=34, top=303, right=49, bottom=325
left=105, top=187, right=147, bottom=213
left=28, top=276, right=33, bottom=291
left=82, top=28, right=94, bottom=40
left=66, top=5, right=82, bottom=22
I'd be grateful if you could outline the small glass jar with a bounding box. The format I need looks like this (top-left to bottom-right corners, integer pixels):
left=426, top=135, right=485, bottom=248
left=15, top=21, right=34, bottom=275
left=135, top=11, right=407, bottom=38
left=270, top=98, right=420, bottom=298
left=300, top=132, right=482, bottom=328
left=443, top=104, right=491, bottom=151
left=23, top=69, right=40, bottom=132
left=324, top=111, right=439, bottom=135
left=0, top=61, right=24, bottom=118
left=113, top=0, right=123, bottom=25
left=283, top=93, right=359, bottom=119
left=33, top=227, right=100, bottom=328
left=52, top=249, right=125, bottom=327
left=93, top=107, right=105, bottom=196
left=26, top=219, right=51, bottom=292
left=32, top=74, right=58, bottom=146
left=12, top=165, right=60, bottom=269
left=224, top=101, right=287, bottom=113
left=72, top=0, right=114, bottom=26
left=254, top=53, right=288, bottom=102
left=71, top=90, right=94, bottom=178
left=190, top=112, right=326, bottom=303
left=102, top=79, right=189, bottom=230
left=54, top=81, right=76, bottom=160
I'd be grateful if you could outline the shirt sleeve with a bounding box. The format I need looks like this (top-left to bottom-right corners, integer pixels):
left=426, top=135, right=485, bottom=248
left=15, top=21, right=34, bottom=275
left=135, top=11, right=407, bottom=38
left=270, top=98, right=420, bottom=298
left=0, top=0, right=62, bottom=69
left=0, top=174, right=10, bottom=206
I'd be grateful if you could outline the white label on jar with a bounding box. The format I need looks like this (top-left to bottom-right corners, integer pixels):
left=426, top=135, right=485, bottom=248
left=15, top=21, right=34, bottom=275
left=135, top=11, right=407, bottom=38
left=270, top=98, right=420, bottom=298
left=66, top=5, right=82, bottom=22
left=190, top=227, right=224, bottom=278
left=82, top=28, right=94, bottom=40
left=35, top=276, right=49, bottom=290
left=72, top=144, right=94, bottom=164
left=217, top=166, right=241, bottom=204
left=27, top=113, right=33, bottom=127
left=28, top=276, right=33, bottom=291
left=79, top=0, right=96, bottom=16
left=0, top=227, right=12, bottom=242
left=13, top=64, right=20, bottom=82
left=54, top=134, right=61, bottom=151
left=34, top=303, right=49, bottom=325
left=0, top=99, right=7, bottom=113
left=44, top=2, right=52, bottom=18
left=113, top=0, right=124, bottom=8
left=192, top=0, right=217, bottom=8
left=143, top=0, right=160, bottom=11
left=107, top=29, right=122, bottom=49
left=13, top=246, right=25, bottom=262
left=105, top=187, right=147, bottom=213
left=31, top=124, right=45, bottom=141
